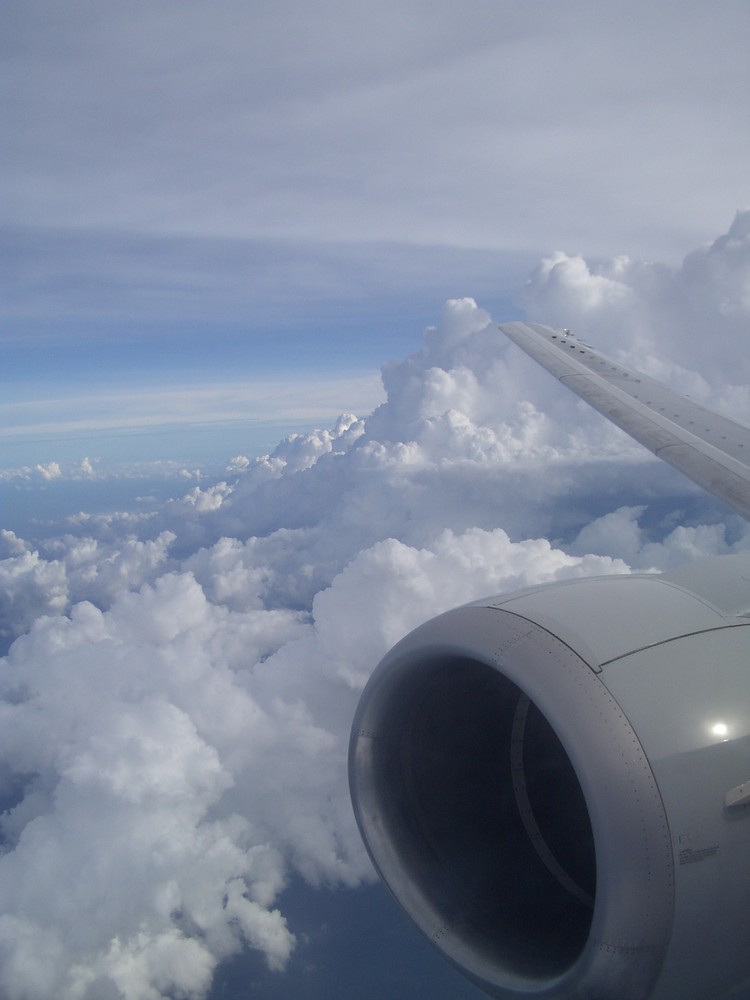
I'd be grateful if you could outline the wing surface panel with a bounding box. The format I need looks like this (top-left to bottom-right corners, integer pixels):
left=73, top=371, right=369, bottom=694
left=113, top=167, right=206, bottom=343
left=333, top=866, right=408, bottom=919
left=500, top=321, right=750, bottom=521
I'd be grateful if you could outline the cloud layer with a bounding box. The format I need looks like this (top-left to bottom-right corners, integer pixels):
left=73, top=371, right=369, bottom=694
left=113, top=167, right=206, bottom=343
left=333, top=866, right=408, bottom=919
left=2, top=217, right=750, bottom=998
left=6, top=2, right=748, bottom=259
left=5, top=0, right=749, bottom=366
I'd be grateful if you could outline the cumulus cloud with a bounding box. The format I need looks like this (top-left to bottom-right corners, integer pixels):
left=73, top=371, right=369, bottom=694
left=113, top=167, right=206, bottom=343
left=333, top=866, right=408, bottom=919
left=568, top=504, right=750, bottom=570
left=0, top=532, right=68, bottom=648
left=521, top=209, right=750, bottom=400
left=1, top=217, right=749, bottom=998
left=0, top=458, right=203, bottom=486
left=34, top=462, right=62, bottom=481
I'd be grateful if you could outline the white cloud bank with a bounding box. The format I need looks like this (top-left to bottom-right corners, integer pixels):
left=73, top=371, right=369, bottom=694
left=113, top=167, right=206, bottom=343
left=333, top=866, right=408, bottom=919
left=1, top=217, right=750, bottom=999
left=522, top=210, right=750, bottom=393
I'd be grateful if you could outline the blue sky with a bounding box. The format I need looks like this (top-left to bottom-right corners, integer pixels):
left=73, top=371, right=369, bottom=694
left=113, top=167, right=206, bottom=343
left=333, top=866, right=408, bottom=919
left=2, top=3, right=750, bottom=1000
left=4, top=0, right=749, bottom=476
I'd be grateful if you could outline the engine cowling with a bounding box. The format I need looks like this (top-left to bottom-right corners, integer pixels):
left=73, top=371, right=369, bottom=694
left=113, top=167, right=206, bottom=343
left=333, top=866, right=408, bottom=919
left=349, top=554, right=750, bottom=1000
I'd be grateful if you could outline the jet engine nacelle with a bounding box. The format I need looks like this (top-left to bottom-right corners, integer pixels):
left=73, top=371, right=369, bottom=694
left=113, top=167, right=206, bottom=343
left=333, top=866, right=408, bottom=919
left=349, top=554, right=750, bottom=1000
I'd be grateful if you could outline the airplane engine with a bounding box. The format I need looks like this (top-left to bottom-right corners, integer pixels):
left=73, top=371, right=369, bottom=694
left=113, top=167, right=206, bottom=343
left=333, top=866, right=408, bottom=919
left=349, top=554, right=750, bottom=1000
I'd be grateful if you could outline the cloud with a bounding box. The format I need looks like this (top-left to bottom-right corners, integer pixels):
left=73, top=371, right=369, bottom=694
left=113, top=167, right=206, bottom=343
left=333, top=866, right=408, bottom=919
left=34, top=462, right=61, bottom=481
left=521, top=210, right=750, bottom=395
left=0, top=458, right=199, bottom=486
left=567, top=504, right=750, bottom=570
left=4, top=2, right=748, bottom=356
left=0, top=575, right=306, bottom=994
left=0, top=532, right=69, bottom=647
left=1, top=217, right=750, bottom=997
left=0, top=377, right=384, bottom=446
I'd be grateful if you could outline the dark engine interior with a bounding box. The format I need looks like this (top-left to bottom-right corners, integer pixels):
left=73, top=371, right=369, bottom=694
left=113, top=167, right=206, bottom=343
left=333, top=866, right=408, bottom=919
left=370, top=656, right=596, bottom=980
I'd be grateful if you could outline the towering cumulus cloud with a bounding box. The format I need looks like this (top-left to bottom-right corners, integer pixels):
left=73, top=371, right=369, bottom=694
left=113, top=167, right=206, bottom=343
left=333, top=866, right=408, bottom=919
left=1, top=217, right=750, bottom=999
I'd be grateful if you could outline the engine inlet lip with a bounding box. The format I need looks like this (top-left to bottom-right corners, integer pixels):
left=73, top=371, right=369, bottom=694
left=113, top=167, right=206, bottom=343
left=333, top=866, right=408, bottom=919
left=350, top=603, right=675, bottom=1000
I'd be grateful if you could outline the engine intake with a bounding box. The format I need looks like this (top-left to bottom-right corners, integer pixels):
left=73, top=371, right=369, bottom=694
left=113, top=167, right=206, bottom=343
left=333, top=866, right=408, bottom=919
left=349, top=557, right=750, bottom=999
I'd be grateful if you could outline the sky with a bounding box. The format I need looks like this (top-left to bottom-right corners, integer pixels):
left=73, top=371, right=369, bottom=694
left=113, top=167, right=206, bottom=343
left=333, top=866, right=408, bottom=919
left=3, top=0, right=750, bottom=472
left=2, top=2, right=750, bottom=999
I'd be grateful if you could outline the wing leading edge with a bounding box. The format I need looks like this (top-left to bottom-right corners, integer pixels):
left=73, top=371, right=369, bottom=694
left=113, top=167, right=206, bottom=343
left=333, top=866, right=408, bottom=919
left=500, top=321, right=750, bottom=522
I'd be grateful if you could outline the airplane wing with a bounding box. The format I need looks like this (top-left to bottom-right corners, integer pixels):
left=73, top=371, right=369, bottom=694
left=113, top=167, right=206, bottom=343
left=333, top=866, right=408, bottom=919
left=500, top=321, right=750, bottom=521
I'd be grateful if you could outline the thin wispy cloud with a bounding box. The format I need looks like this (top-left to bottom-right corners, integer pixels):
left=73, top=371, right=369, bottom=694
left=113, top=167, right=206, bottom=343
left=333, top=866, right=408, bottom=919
left=0, top=375, right=384, bottom=441
left=4, top=1, right=748, bottom=363
left=6, top=2, right=747, bottom=255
